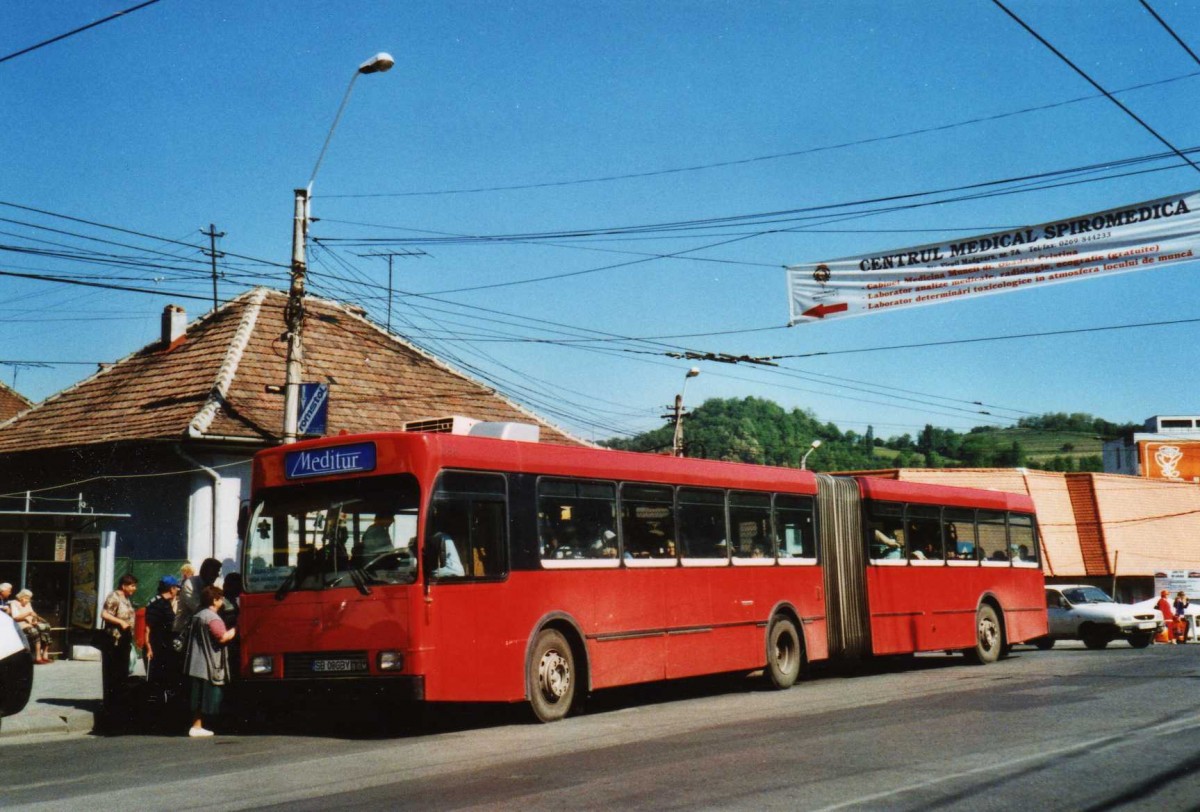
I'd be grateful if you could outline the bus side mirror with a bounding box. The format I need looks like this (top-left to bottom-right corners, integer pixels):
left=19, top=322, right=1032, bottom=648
left=423, top=535, right=440, bottom=577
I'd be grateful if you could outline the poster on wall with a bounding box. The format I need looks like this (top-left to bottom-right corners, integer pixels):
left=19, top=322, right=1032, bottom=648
left=787, top=190, right=1200, bottom=324
left=1155, top=570, right=1200, bottom=599
left=70, top=545, right=97, bottom=629
left=1139, top=441, right=1200, bottom=483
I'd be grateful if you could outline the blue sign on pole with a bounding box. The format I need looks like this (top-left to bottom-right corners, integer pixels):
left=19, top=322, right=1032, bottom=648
left=298, top=383, right=329, bottom=436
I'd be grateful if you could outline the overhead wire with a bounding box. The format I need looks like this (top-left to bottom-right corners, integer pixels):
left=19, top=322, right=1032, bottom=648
left=992, top=0, right=1200, bottom=176
left=0, top=0, right=163, bottom=65
left=318, top=68, right=1200, bottom=199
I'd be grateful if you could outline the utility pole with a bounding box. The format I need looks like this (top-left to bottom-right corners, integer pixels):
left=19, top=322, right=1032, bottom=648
left=283, top=189, right=309, bottom=445
left=200, top=224, right=225, bottom=313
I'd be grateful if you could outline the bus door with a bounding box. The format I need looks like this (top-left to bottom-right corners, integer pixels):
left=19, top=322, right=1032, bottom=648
left=421, top=471, right=514, bottom=701
left=816, top=474, right=870, bottom=659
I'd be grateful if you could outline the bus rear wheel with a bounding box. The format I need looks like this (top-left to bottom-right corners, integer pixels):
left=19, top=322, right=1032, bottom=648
left=528, top=629, right=576, bottom=723
left=964, top=604, right=1003, bottom=665
left=765, top=616, right=802, bottom=689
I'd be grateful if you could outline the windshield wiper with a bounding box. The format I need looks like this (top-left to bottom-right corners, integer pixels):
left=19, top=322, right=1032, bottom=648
left=348, top=566, right=372, bottom=596
left=274, top=569, right=297, bottom=601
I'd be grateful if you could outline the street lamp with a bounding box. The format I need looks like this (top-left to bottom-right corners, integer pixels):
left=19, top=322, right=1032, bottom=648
left=282, top=52, right=395, bottom=444
left=800, top=439, right=822, bottom=470
left=672, top=367, right=701, bottom=457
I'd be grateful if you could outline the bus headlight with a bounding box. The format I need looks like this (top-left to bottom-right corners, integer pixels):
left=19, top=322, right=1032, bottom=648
left=378, top=650, right=404, bottom=671
left=250, top=655, right=274, bottom=675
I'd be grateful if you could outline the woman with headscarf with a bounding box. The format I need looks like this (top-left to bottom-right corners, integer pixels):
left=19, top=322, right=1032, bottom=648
left=10, top=589, right=52, bottom=664
left=183, top=584, right=235, bottom=737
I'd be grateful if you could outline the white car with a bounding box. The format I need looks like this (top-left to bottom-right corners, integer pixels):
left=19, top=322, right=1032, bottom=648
left=1036, top=585, right=1162, bottom=650
left=0, top=609, right=34, bottom=731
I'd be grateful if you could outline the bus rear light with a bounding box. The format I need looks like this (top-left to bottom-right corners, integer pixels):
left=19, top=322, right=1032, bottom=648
left=250, top=655, right=274, bottom=675
left=378, top=650, right=404, bottom=671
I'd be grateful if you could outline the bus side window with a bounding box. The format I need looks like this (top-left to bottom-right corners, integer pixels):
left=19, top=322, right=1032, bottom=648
left=774, top=494, right=815, bottom=559
left=677, top=487, right=727, bottom=559
left=905, top=505, right=942, bottom=561
left=537, top=478, right=617, bottom=561
left=865, top=501, right=905, bottom=561
left=977, top=509, right=1009, bottom=562
left=729, top=491, right=772, bottom=558
left=1009, top=513, right=1037, bottom=563
left=620, top=484, right=675, bottom=559
left=943, top=508, right=977, bottom=562
left=428, top=471, right=508, bottom=580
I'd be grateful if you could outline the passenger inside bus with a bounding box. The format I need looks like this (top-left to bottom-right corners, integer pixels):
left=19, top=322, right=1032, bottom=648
left=361, top=514, right=395, bottom=559
left=872, top=529, right=904, bottom=559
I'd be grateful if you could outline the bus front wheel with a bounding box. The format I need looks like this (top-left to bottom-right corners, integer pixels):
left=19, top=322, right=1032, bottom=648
left=528, top=629, right=576, bottom=723
left=765, top=616, right=803, bottom=689
left=965, top=604, right=1003, bottom=665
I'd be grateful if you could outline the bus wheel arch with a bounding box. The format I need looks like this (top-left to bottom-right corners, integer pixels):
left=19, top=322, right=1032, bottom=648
left=525, top=615, right=589, bottom=723
left=764, top=604, right=806, bottom=689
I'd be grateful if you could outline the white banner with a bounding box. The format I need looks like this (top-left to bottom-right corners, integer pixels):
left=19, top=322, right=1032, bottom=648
left=787, top=190, right=1200, bottom=324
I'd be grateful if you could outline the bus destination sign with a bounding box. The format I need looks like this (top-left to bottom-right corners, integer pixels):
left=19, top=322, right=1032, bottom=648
left=284, top=442, right=376, bottom=480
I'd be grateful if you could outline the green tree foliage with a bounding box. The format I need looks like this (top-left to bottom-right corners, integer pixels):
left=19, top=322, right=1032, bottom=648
left=602, top=399, right=1126, bottom=473
left=601, top=397, right=886, bottom=472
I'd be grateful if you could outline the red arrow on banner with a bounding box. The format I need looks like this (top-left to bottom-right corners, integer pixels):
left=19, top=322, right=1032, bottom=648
left=802, top=302, right=848, bottom=319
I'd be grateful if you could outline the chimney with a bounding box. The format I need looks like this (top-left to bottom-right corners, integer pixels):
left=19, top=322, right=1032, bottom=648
left=161, top=304, right=187, bottom=346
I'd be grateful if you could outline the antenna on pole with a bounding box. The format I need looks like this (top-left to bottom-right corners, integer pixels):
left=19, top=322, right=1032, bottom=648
left=355, top=249, right=427, bottom=331
left=200, top=224, right=226, bottom=313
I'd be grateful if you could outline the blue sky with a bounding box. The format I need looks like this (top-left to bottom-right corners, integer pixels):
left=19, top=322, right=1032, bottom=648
left=4, top=1, right=1200, bottom=443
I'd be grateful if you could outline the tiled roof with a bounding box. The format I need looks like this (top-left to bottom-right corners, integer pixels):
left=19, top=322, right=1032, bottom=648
left=1086, top=473, right=1200, bottom=573
left=0, top=382, right=32, bottom=423
left=0, top=288, right=584, bottom=453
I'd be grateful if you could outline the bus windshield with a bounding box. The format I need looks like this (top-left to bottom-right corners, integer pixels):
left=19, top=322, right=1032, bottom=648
left=243, top=474, right=421, bottom=594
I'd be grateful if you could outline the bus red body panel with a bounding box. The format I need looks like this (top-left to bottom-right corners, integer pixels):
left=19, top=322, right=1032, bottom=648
left=241, top=430, right=1045, bottom=714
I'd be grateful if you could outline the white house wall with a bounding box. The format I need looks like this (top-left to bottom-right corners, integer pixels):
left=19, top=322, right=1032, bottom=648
left=183, top=454, right=252, bottom=574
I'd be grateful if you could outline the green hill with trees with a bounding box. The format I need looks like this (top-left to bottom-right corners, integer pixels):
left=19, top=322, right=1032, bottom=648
left=601, top=398, right=1137, bottom=474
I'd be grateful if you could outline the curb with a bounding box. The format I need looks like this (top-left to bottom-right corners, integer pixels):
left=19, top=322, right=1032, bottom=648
left=0, top=709, right=94, bottom=739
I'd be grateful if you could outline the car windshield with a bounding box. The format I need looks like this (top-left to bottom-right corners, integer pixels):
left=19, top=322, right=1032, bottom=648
left=1062, top=586, right=1116, bottom=605
left=244, top=474, right=421, bottom=594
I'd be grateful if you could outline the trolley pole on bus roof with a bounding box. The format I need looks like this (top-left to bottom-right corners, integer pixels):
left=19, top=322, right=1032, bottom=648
left=671, top=367, right=700, bottom=457
left=282, top=52, right=395, bottom=444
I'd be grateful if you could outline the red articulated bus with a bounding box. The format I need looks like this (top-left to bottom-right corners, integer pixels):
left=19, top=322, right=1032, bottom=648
left=239, top=428, right=1045, bottom=722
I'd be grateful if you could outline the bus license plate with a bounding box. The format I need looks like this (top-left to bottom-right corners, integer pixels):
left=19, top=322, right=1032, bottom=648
left=312, top=659, right=365, bottom=673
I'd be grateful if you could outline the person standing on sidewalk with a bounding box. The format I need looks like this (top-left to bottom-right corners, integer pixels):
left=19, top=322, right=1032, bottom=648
left=184, top=585, right=235, bottom=737
left=1156, top=590, right=1176, bottom=644
left=173, top=559, right=221, bottom=639
left=100, top=574, right=139, bottom=725
left=145, top=576, right=182, bottom=702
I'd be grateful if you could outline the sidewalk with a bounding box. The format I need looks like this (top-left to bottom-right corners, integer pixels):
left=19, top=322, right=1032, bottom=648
left=0, top=656, right=102, bottom=740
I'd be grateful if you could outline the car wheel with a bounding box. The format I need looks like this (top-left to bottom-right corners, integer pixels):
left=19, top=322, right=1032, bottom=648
left=1082, top=627, right=1110, bottom=650
left=1033, top=637, right=1055, bottom=651
left=1128, top=632, right=1153, bottom=649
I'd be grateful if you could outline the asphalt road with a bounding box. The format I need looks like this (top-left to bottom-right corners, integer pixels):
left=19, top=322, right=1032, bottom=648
left=4, top=642, right=1200, bottom=811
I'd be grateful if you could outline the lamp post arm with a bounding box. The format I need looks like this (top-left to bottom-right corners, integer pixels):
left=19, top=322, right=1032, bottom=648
left=307, top=73, right=361, bottom=192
